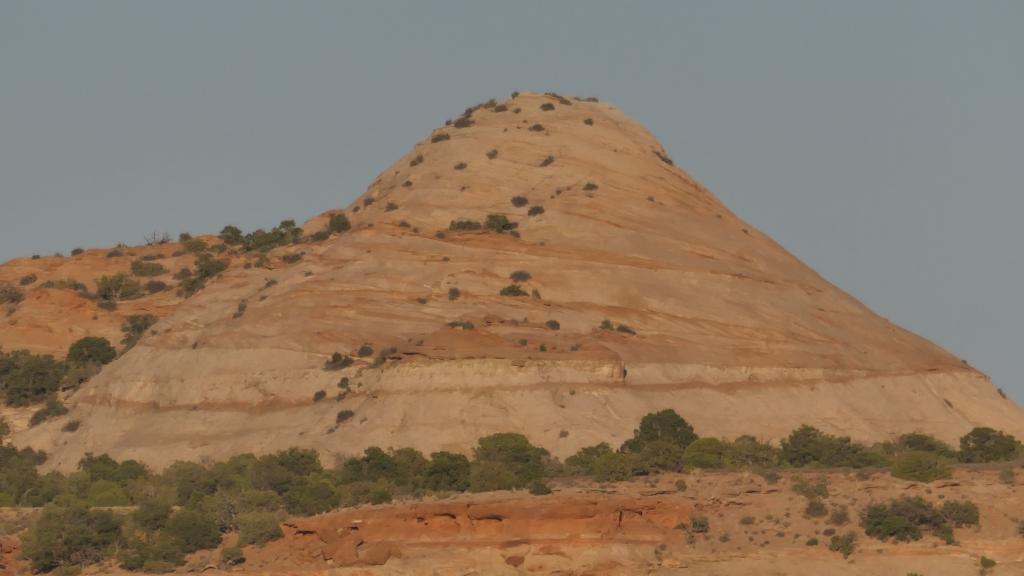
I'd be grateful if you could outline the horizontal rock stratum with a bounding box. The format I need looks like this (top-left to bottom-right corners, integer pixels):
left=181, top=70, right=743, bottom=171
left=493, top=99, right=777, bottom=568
left=5, top=92, right=1023, bottom=470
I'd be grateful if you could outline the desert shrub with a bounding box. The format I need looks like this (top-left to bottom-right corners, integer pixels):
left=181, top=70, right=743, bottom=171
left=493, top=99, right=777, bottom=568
left=999, top=468, right=1015, bottom=485
left=121, top=314, right=158, bottom=349
left=469, top=461, right=519, bottom=492
left=891, top=451, right=953, bottom=482
left=133, top=497, right=173, bottom=532
left=21, top=503, right=122, bottom=572
left=430, top=132, right=450, bottom=143
left=500, top=285, right=527, bottom=297
left=655, top=150, right=674, bottom=165
left=329, top=213, right=352, bottom=234
left=681, top=438, right=728, bottom=468
left=615, top=324, right=636, bottom=334
left=638, top=441, right=688, bottom=472
left=447, top=287, right=461, bottom=301
left=355, top=344, right=374, bottom=357
left=1, top=350, right=67, bottom=406
left=828, top=531, right=856, bottom=557
left=539, top=102, right=555, bottom=111
left=545, top=320, right=560, bottom=330
left=453, top=161, right=467, bottom=170
left=162, top=508, right=221, bottom=553
left=29, top=396, right=69, bottom=426
left=568, top=446, right=636, bottom=482
left=740, top=515, right=755, bottom=525
left=781, top=425, right=884, bottom=468
left=423, top=451, right=471, bottom=492
left=324, top=353, right=354, bottom=370
left=486, top=148, right=499, bottom=159
left=67, top=336, right=116, bottom=365
left=71, top=248, right=84, bottom=256
left=529, top=124, right=544, bottom=132
left=959, top=427, right=1022, bottom=463
left=509, top=270, right=531, bottom=282
left=510, top=195, right=528, bottom=207
left=485, top=214, right=517, bottom=233
left=144, top=280, right=168, bottom=293
left=621, top=409, right=697, bottom=453
left=131, top=259, right=166, bottom=277
left=860, top=496, right=953, bottom=543
left=725, top=435, right=782, bottom=468
left=528, top=205, right=545, bottom=216
left=106, top=248, right=124, bottom=258
left=599, top=319, right=614, bottom=330
left=237, top=511, right=283, bottom=546
left=336, top=410, right=355, bottom=424
left=583, top=182, right=599, bottom=191
left=409, top=154, right=424, bottom=166
left=449, top=219, right=482, bottom=231
left=183, top=238, right=208, bottom=253
left=892, top=433, right=956, bottom=458
left=19, top=274, right=38, bottom=286
left=86, top=479, right=131, bottom=506
left=539, top=155, right=554, bottom=167
left=828, top=505, right=850, bottom=526
left=805, top=537, right=818, bottom=546
left=310, top=229, right=330, bottom=242
left=312, top=390, right=326, bottom=402
left=791, top=476, right=829, bottom=499
left=95, top=273, right=142, bottom=301
left=221, top=546, right=245, bottom=566
left=529, top=481, right=552, bottom=495
left=583, top=118, right=594, bottom=125
left=472, top=433, right=550, bottom=489
left=981, top=557, right=997, bottom=572
left=940, top=500, right=980, bottom=527
left=690, top=516, right=710, bottom=533
left=39, top=278, right=87, bottom=293
left=804, top=498, right=828, bottom=518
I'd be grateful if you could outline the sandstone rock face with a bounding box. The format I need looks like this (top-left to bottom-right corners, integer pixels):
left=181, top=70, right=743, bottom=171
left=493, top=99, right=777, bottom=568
left=6, top=92, right=1023, bottom=470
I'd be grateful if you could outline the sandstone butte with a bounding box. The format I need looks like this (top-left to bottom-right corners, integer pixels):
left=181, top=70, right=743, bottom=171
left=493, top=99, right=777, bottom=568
left=2, top=92, right=1022, bottom=472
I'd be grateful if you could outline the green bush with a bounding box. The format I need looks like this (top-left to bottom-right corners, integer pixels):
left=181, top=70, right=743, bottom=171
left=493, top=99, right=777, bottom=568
left=29, top=396, right=69, bottom=426
left=67, top=336, right=117, bottom=365
left=637, top=441, right=688, bottom=473
left=329, top=213, right=352, bottom=234
left=472, top=433, right=550, bottom=489
left=780, top=425, right=884, bottom=468
left=121, top=314, right=158, bottom=349
left=95, top=273, right=142, bottom=301
left=162, top=508, right=221, bottom=553
left=449, top=219, right=482, bottom=231
left=893, top=433, right=956, bottom=458
left=0, top=350, right=66, bottom=406
left=183, top=238, right=208, bottom=253
left=424, top=451, right=471, bottom=492
left=828, top=531, right=856, bottom=557
left=499, top=285, right=527, bottom=297
left=621, top=409, right=697, bottom=453
left=681, top=438, right=728, bottom=469
left=891, top=451, right=953, bottom=482
left=133, top=497, right=173, bottom=532
left=221, top=546, right=245, bottom=566
left=959, top=427, right=1022, bottom=463
left=219, top=225, right=244, bottom=245
left=511, top=195, right=528, bottom=207
left=860, top=496, right=973, bottom=544
left=0, top=283, right=25, bottom=304
left=237, top=511, right=283, bottom=546
left=690, top=515, right=710, bottom=533
left=804, top=498, right=828, bottom=518
left=21, top=503, right=122, bottom=572
left=131, top=259, right=167, bottom=277
left=485, top=214, right=517, bottom=233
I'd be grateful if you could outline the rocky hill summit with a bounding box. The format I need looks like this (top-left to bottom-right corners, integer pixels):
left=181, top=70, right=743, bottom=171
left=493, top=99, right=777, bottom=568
left=4, top=92, right=1022, bottom=470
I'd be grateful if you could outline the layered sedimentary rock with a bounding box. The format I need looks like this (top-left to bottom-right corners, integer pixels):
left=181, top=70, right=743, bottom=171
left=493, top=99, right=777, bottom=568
left=6, top=92, right=1022, bottom=470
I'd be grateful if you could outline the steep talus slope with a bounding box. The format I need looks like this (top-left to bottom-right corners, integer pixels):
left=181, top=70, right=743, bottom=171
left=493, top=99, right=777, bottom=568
left=8, top=92, right=1023, bottom=470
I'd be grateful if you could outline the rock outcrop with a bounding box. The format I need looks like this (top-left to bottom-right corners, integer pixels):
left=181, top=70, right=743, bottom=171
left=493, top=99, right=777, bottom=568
left=5, top=92, right=1023, bottom=470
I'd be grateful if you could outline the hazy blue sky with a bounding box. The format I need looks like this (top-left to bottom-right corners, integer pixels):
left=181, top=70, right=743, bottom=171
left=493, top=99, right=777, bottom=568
left=2, top=2, right=1022, bottom=402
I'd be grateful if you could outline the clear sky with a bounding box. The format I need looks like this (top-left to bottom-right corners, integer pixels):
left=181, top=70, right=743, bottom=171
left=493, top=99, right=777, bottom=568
left=1, top=2, right=1021, bottom=402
